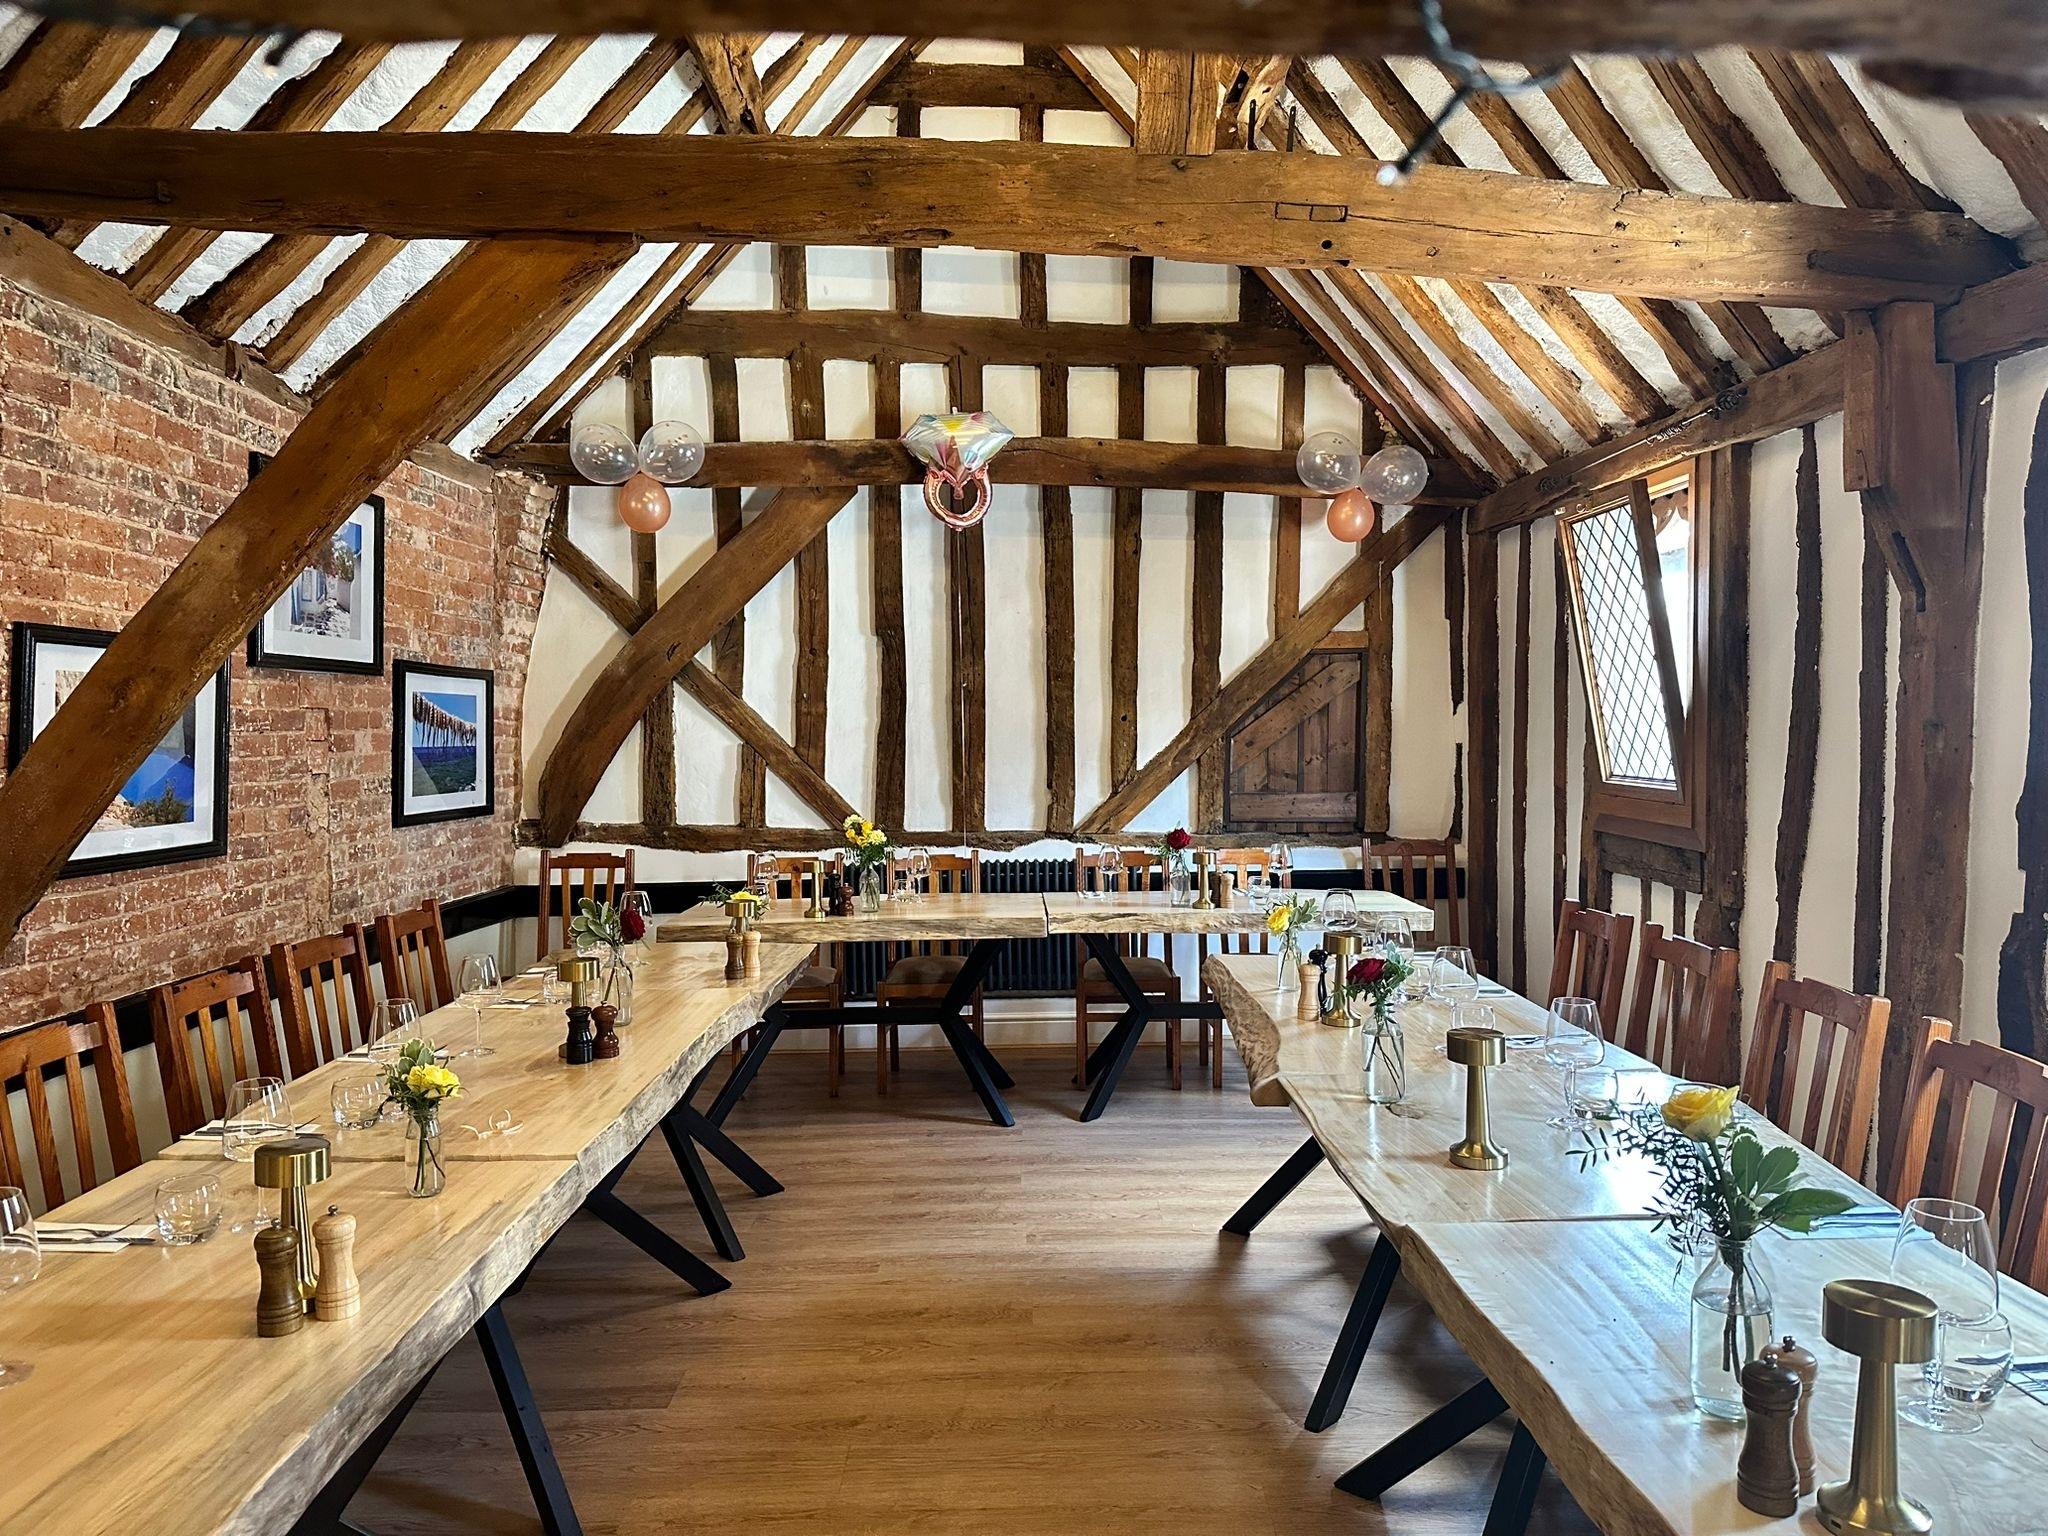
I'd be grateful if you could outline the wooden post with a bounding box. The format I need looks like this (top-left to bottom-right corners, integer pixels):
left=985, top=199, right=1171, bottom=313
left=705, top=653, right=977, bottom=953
left=1465, top=526, right=1501, bottom=978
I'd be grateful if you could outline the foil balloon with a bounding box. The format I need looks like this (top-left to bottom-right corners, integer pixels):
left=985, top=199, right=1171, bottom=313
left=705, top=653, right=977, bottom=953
left=1296, top=431, right=1362, bottom=495
left=1359, top=441, right=1429, bottom=504
left=617, top=471, right=672, bottom=534
left=638, top=420, right=705, bottom=484
left=1326, top=488, right=1377, bottom=542
left=569, top=422, right=637, bottom=485
left=902, top=411, right=1014, bottom=530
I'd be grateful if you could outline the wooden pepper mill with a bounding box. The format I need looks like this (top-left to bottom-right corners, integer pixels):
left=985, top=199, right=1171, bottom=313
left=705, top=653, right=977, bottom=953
left=1763, top=1335, right=1819, bottom=1494
left=592, top=1002, right=621, bottom=1060
left=1737, top=1352, right=1804, bottom=1517
left=312, top=1204, right=360, bottom=1323
left=256, top=1225, right=306, bottom=1337
left=724, top=935, right=746, bottom=981
left=1295, top=962, right=1320, bottom=1022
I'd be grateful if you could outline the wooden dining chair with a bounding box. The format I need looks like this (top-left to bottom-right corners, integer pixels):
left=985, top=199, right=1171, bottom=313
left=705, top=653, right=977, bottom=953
left=1364, top=836, right=1461, bottom=946
left=1073, top=851, right=1183, bottom=1087
left=1740, top=961, right=1890, bottom=1179
left=148, top=955, right=291, bottom=1139
left=875, top=852, right=983, bottom=1093
left=1545, top=898, right=1634, bottom=1027
left=1191, top=848, right=1286, bottom=1091
left=269, top=922, right=376, bottom=1068
left=747, top=853, right=848, bottom=1095
left=376, top=897, right=457, bottom=1016
left=537, top=848, right=635, bottom=961
left=1617, top=922, right=1740, bottom=1083
left=0, top=1004, right=141, bottom=1213
left=1891, top=1016, right=2048, bottom=1289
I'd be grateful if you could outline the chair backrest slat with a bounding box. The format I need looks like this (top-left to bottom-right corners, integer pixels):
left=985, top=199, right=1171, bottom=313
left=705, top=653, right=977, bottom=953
left=1364, top=837, right=1461, bottom=945
left=1891, top=1017, right=2048, bottom=1288
left=271, top=924, right=374, bottom=1068
left=0, top=1005, right=141, bottom=1212
left=537, top=849, right=635, bottom=961
left=1619, top=922, right=1737, bottom=1081
left=377, top=900, right=455, bottom=1016
left=149, top=959, right=282, bottom=1139
left=1545, top=899, right=1634, bottom=1026
left=1741, top=960, right=1889, bottom=1180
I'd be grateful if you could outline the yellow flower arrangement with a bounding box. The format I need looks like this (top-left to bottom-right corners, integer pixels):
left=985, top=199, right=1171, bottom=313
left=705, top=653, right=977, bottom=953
left=1661, top=1083, right=1739, bottom=1142
left=841, top=811, right=894, bottom=874
left=1265, top=907, right=1291, bottom=935
left=405, top=1062, right=462, bottom=1100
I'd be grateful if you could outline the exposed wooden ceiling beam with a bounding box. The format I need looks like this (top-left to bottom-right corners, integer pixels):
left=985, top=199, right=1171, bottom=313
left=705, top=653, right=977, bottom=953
left=1934, top=263, right=2048, bottom=365
left=3, top=127, right=2013, bottom=309
left=1135, top=49, right=1228, bottom=155
left=1747, top=52, right=1953, bottom=213
left=0, top=22, right=152, bottom=127
left=0, top=234, right=635, bottom=954
left=685, top=34, right=765, bottom=133
left=868, top=61, right=1100, bottom=111
left=95, top=0, right=2048, bottom=108
left=489, top=434, right=1482, bottom=502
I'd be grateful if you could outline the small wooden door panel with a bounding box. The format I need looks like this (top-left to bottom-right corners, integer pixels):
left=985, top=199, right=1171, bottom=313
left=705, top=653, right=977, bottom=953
left=1224, top=651, right=1362, bottom=833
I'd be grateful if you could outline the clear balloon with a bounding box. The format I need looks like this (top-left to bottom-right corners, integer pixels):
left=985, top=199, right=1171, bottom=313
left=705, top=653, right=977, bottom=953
left=617, top=471, right=672, bottom=534
left=569, top=422, right=637, bottom=485
left=638, top=420, right=706, bottom=485
left=1296, top=431, right=1362, bottom=495
left=1359, top=442, right=1429, bottom=504
left=1325, top=488, right=1377, bottom=542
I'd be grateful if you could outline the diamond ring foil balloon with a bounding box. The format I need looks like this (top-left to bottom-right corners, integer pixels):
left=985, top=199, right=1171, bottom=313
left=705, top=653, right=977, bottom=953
left=903, top=411, right=1013, bottom=530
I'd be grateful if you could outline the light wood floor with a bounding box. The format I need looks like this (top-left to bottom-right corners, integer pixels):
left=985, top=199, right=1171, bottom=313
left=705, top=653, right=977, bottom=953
left=359, top=1044, right=1601, bottom=1534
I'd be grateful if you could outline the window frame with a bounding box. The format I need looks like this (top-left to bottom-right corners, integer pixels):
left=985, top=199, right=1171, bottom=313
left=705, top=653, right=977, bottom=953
left=1557, top=457, right=1712, bottom=851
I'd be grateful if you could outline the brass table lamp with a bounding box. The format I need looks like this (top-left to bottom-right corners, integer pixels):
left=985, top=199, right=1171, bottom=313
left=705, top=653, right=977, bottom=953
left=1320, top=931, right=1364, bottom=1027
left=1445, top=1026, right=1508, bottom=1170
left=1815, top=1278, right=1937, bottom=1536
left=254, top=1133, right=332, bottom=1309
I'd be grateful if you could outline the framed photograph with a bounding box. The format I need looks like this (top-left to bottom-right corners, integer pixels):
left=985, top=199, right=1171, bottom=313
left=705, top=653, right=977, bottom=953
left=392, top=659, right=494, bottom=827
left=245, top=451, right=385, bottom=675
left=8, top=623, right=230, bottom=877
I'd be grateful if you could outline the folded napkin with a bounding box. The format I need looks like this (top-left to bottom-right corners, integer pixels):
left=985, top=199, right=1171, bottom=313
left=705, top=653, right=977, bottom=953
left=36, top=1221, right=155, bottom=1252
left=1783, top=1204, right=1900, bottom=1239
left=185, top=1118, right=319, bottom=1139
left=489, top=997, right=537, bottom=1009
left=2009, top=1361, right=2048, bottom=1407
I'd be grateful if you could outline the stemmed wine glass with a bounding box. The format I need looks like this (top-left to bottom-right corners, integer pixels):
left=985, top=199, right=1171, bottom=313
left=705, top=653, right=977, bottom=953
left=908, top=848, right=932, bottom=903
left=1266, top=843, right=1292, bottom=892
left=367, top=996, right=419, bottom=1063
left=1321, top=888, right=1358, bottom=935
left=1092, top=845, right=1121, bottom=899
left=0, top=1188, right=39, bottom=1388
left=1544, top=997, right=1606, bottom=1128
left=456, top=953, right=501, bottom=1059
left=621, top=890, right=653, bottom=948
left=1431, top=945, right=1480, bottom=1004
left=1375, top=916, right=1420, bottom=998
left=222, top=1077, right=290, bottom=1161
left=1890, top=1197, right=2005, bottom=1433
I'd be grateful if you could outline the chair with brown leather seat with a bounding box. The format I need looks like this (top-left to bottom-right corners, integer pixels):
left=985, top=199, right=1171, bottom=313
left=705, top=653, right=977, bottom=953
left=0, top=1004, right=141, bottom=1213
left=875, top=851, right=983, bottom=1093
left=1891, top=1016, right=2048, bottom=1289
left=1741, top=961, right=1890, bottom=1180
left=269, top=922, right=376, bottom=1069
left=747, top=853, right=848, bottom=1095
left=1191, top=848, right=1285, bottom=1091
left=148, top=955, right=293, bottom=1139
left=1073, top=851, right=1182, bottom=1088
left=537, top=848, right=635, bottom=962
left=1617, top=922, right=1740, bottom=1084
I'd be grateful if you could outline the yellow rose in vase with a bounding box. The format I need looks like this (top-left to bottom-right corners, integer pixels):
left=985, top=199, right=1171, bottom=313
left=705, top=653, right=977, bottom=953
left=1661, top=1083, right=1738, bottom=1142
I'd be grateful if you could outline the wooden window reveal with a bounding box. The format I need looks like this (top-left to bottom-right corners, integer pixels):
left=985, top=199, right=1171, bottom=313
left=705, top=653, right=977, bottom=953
left=1559, top=463, right=1709, bottom=848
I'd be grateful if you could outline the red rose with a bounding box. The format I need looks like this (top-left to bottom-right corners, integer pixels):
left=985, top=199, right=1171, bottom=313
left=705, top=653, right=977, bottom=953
left=1165, top=828, right=1192, bottom=852
left=621, top=907, right=647, bottom=942
left=1348, top=957, right=1386, bottom=986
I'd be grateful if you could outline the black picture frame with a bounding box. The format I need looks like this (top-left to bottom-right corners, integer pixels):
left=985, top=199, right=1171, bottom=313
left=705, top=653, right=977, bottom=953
left=8, top=622, right=232, bottom=878
left=244, top=451, right=386, bottom=676
left=391, top=658, right=495, bottom=828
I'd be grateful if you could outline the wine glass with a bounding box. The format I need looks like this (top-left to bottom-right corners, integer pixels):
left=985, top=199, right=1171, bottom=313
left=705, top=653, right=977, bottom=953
left=1266, top=843, right=1292, bottom=890
left=1544, top=997, right=1606, bottom=1128
left=909, top=848, right=932, bottom=902
left=1432, top=946, right=1481, bottom=1005
left=367, top=997, right=419, bottom=1062
left=1376, top=917, right=1421, bottom=998
left=1245, top=865, right=1271, bottom=912
left=222, top=1076, right=290, bottom=1161
left=622, top=890, right=654, bottom=948
left=154, top=1169, right=224, bottom=1245
left=456, top=953, right=501, bottom=1059
left=1092, top=845, right=1121, bottom=899
left=1891, top=1197, right=2002, bottom=1432
left=0, top=1189, right=40, bottom=1388
left=1322, top=888, right=1358, bottom=935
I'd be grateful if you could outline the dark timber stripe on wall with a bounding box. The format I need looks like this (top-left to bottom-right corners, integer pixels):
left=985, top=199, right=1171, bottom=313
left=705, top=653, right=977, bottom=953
left=1551, top=535, right=1570, bottom=940
left=1108, top=257, right=1151, bottom=792
left=948, top=352, right=987, bottom=833
left=1853, top=525, right=1889, bottom=995
left=708, top=350, right=762, bottom=825
left=1466, top=526, right=1500, bottom=977
left=1998, top=390, right=2048, bottom=1064
left=1509, top=522, right=1532, bottom=992
left=1192, top=360, right=1226, bottom=831
left=871, top=362, right=908, bottom=833
left=1773, top=424, right=1824, bottom=965
left=782, top=246, right=831, bottom=785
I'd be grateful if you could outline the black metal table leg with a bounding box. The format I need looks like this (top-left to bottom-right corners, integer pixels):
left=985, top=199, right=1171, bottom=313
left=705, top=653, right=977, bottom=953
left=661, top=1113, right=743, bottom=1261
left=1481, top=1422, right=1547, bottom=1536
left=668, top=1101, right=782, bottom=1196
left=287, top=1367, right=440, bottom=1535
left=938, top=939, right=1016, bottom=1094
left=1334, top=1377, right=1508, bottom=1499
left=708, top=1009, right=788, bottom=1126
left=1078, top=933, right=1155, bottom=1121
left=937, top=1013, right=1016, bottom=1126
left=581, top=1158, right=730, bottom=1295
left=475, top=1301, right=585, bottom=1536
left=1222, top=1137, right=1328, bottom=1236
left=1306, top=1231, right=1401, bottom=1431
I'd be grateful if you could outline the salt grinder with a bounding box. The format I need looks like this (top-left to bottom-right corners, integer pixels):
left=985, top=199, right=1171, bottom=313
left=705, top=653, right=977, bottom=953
left=1445, top=1026, right=1509, bottom=1170
left=253, top=1133, right=331, bottom=1309
left=1295, top=963, right=1320, bottom=1022
left=558, top=955, right=600, bottom=1065
left=1814, top=1279, right=1937, bottom=1536
left=1736, top=1352, right=1804, bottom=1517
left=1763, top=1335, right=1819, bottom=1494
left=312, top=1204, right=361, bottom=1323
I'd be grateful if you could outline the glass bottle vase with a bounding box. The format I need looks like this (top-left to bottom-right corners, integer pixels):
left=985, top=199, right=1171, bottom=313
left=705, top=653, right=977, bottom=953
left=1689, top=1237, right=1774, bottom=1419
left=603, top=952, right=635, bottom=1026
left=859, top=864, right=884, bottom=913
left=1166, top=862, right=1192, bottom=908
left=1359, top=1002, right=1405, bottom=1104
left=406, top=1110, right=446, bottom=1199
left=1275, top=933, right=1301, bottom=991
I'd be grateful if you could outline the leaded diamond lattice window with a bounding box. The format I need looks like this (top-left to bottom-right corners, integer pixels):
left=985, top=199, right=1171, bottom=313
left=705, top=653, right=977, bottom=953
left=1562, top=495, right=1682, bottom=788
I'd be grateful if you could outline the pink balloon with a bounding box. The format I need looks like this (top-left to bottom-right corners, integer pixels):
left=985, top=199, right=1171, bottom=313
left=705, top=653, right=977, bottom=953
left=618, top=471, right=671, bottom=534
left=1326, top=488, right=1378, bottom=542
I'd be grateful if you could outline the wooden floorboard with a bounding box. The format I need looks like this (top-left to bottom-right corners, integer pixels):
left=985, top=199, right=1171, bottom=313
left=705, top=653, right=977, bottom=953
left=357, top=1047, right=1599, bottom=1534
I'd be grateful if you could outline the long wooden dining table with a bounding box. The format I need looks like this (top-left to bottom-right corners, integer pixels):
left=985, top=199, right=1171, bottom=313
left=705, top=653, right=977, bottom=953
left=0, top=939, right=814, bottom=1536
left=658, top=887, right=1434, bottom=1123
left=1205, top=950, right=2048, bottom=1535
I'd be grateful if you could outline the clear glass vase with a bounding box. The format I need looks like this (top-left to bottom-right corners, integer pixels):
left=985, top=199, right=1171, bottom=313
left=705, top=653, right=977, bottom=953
left=603, top=952, right=635, bottom=1026
left=859, top=865, right=883, bottom=913
left=1356, top=1000, right=1405, bottom=1104
left=1690, top=1237, right=1774, bottom=1419
left=1276, top=934, right=1301, bottom=991
left=1166, top=862, right=1192, bottom=907
left=406, top=1110, right=445, bottom=1199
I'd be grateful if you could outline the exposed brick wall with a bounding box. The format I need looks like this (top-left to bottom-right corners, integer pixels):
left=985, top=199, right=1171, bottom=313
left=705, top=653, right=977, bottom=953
left=0, top=277, right=553, bottom=1030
